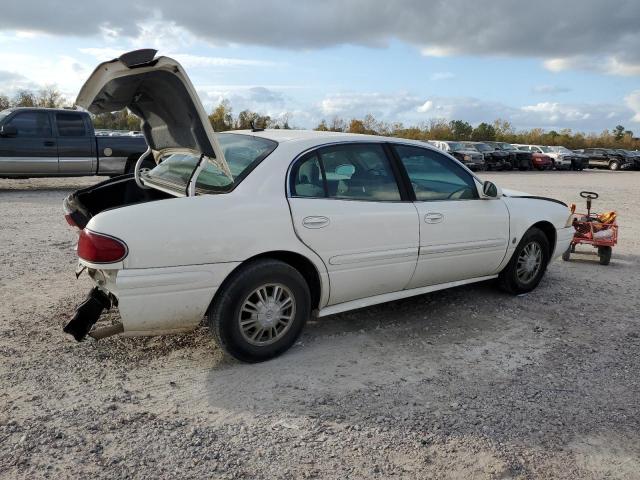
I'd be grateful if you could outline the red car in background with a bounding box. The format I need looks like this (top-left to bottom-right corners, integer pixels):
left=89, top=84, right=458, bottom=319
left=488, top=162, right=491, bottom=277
left=514, top=145, right=554, bottom=170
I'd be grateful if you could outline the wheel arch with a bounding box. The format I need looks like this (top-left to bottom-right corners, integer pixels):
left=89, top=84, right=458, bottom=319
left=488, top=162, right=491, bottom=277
left=529, top=220, right=556, bottom=257
left=210, top=250, right=325, bottom=313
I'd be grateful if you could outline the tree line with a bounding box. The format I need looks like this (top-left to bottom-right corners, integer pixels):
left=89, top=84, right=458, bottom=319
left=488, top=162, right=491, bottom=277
left=2, top=87, right=637, bottom=149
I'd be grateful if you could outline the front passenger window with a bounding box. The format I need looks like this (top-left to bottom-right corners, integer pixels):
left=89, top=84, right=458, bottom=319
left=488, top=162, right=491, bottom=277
left=393, top=145, right=478, bottom=201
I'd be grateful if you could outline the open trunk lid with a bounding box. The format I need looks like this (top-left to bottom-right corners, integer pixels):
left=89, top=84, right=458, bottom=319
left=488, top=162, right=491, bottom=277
left=75, top=49, right=230, bottom=178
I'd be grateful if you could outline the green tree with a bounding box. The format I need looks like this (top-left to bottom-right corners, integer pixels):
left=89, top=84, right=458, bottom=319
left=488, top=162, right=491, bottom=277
left=13, top=90, right=37, bottom=107
left=315, top=119, right=329, bottom=131
left=208, top=99, right=233, bottom=131
left=471, top=122, right=496, bottom=141
left=0, top=94, right=9, bottom=110
left=613, top=125, right=625, bottom=141
left=448, top=120, right=473, bottom=140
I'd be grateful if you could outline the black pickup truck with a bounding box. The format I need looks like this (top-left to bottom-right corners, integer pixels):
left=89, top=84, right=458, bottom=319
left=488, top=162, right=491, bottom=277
left=0, top=107, right=149, bottom=178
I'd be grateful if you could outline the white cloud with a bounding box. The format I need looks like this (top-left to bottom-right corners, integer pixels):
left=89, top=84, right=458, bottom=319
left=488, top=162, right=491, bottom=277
left=2, top=1, right=639, bottom=77
left=79, top=48, right=277, bottom=68
left=417, top=100, right=433, bottom=113
left=625, top=91, right=640, bottom=122
left=430, top=72, right=455, bottom=81
left=544, top=55, right=640, bottom=77
left=531, top=85, right=571, bottom=95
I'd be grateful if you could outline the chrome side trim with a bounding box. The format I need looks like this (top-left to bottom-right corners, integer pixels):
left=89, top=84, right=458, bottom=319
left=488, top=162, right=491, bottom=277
left=328, top=247, right=419, bottom=266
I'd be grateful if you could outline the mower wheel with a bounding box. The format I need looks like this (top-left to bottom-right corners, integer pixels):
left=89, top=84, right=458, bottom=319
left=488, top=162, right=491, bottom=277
left=562, top=248, right=571, bottom=261
left=598, top=246, right=612, bottom=265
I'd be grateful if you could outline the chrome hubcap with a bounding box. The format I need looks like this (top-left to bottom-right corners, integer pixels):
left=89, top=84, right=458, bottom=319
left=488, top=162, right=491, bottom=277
left=516, top=241, right=543, bottom=283
left=239, top=284, right=295, bottom=346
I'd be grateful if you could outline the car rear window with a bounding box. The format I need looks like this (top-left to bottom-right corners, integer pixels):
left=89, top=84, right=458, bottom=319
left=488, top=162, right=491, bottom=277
left=144, top=133, right=277, bottom=194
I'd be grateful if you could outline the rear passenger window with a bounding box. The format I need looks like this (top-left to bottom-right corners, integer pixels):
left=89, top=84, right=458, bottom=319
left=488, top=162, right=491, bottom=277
left=320, top=144, right=400, bottom=201
left=56, top=113, right=86, bottom=136
left=291, top=153, right=325, bottom=198
left=291, top=144, right=401, bottom=201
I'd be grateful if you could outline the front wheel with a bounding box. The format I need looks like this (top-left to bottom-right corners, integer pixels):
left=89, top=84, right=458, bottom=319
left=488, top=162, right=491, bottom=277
left=207, top=259, right=310, bottom=363
left=598, top=246, right=612, bottom=265
left=609, top=160, right=620, bottom=171
left=499, top=227, right=550, bottom=294
left=562, top=247, right=571, bottom=261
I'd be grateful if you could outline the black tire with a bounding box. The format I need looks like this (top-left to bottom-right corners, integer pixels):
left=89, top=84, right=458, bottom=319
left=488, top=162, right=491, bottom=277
left=562, top=248, right=571, bottom=262
left=499, top=227, right=550, bottom=294
left=598, top=246, right=612, bottom=265
left=608, top=160, right=620, bottom=171
left=207, top=259, right=310, bottom=363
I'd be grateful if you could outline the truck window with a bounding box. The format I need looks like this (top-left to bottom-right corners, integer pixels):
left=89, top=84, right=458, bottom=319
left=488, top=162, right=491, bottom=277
left=5, top=112, right=52, bottom=137
left=56, top=113, right=86, bottom=136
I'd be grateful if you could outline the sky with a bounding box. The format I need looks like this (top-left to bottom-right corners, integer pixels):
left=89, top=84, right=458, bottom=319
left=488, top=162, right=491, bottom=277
left=1, top=0, right=639, bottom=133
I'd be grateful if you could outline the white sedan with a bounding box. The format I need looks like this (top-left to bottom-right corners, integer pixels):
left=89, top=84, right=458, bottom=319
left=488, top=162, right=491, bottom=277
left=63, top=50, right=574, bottom=362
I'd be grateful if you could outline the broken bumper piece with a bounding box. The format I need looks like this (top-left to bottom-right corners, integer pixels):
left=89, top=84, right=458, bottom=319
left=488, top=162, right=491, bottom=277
left=64, top=287, right=111, bottom=341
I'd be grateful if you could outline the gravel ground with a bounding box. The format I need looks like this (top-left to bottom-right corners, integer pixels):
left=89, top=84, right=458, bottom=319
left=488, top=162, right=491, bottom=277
left=1, top=170, right=639, bottom=479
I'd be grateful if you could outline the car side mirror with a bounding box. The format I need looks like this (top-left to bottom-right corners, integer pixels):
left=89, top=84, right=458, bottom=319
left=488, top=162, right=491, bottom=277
left=0, top=125, right=17, bottom=137
left=480, top=180, right=500, bottom=199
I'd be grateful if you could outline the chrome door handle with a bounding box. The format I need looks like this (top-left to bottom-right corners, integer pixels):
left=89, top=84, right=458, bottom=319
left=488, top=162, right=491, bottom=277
left=302, top=216, right=330, bottom=229
left=424, top=212, right=444, bottom=224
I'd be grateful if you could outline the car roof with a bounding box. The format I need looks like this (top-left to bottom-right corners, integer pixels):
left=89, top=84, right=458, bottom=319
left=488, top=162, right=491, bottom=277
left=224, top=129, right=441, bottom=151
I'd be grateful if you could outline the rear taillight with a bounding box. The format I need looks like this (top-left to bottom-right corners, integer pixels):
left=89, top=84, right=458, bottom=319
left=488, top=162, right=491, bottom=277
left=65, top=213, right=78, bottom=228
left=77, top=230, right=128, bottom=263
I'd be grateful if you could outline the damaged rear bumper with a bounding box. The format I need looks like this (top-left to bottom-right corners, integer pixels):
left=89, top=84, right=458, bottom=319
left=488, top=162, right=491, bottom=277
left=64, top=262, right=240, bottom=340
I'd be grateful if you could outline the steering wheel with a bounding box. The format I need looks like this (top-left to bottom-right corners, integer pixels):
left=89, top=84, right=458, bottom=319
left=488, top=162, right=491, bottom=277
left=580, top=191, right=599, bottom=199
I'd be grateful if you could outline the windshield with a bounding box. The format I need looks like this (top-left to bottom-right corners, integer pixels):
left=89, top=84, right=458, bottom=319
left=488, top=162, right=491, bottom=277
left=470, top=143, right=492, bottom=152
left=447, top=142, right=466, bottom=150
left=553, top=146, right=573, bottom=154
left=497, top=142, right=514, bottom=150
left=539, top=146, right=553, bottom=153
left=0, top=109, right=11, bottom=123
left=144, top=133, right=277, bottom=194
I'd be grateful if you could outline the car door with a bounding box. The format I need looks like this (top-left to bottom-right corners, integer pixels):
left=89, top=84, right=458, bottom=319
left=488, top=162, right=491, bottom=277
left=54, top=112, right=96, bottom=175
left=287, top=142, right=419, bottom=306
left=586, top=149, right=606, bottom=167
left=0, top=110, right=57, bottom=175
left=390, top=144, right=510, bottom=288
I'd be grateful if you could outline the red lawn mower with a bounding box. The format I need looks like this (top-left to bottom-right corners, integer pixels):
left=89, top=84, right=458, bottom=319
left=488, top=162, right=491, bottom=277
left=562, top=191, right=618, bottom=265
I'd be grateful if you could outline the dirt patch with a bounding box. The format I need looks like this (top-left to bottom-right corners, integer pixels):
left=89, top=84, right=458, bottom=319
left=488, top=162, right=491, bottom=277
left=1, top=171, right=639, bottom=479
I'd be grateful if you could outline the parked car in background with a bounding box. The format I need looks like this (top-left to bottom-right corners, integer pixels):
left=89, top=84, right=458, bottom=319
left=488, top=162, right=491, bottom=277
left=513, top=145, right=554, bottom=170
left=62, top=50, right=574, bottom=362
left=574, top=148, right=630, bottom=170
left=463, top=142, right=510, bottom=170
left=427, top=140, right=485, bottom=171
left=0, top=107, right=149, bottom=178
left=519, top=145, right=572, bottom=170
left=614, top=149, right=640, bottom=169
left=547, top=146, right=587, bottom=170
left=484, top=141, right=533, bottom=170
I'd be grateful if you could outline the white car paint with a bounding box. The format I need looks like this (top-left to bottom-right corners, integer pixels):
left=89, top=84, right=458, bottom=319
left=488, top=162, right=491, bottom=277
left=73, top=52, right=573, bottom=338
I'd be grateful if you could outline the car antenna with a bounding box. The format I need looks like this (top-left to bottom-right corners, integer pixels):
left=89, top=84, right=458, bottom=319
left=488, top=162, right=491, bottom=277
left=250, top=120, right=265, bottom=132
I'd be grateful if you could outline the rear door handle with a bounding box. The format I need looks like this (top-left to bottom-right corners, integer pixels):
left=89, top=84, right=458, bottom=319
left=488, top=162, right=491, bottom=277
left=424, top=212, right=444, bottom=224
left=302, top=216, right=330, bottom=229
left=44, top=141, right=56, bottom=147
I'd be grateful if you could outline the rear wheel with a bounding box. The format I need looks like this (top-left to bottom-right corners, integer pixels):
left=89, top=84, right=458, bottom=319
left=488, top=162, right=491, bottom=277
left=499, top=227, right=550, bottom=294
left=598, top=246, right=612, bottom=265
left=207, top=259, right=310, bottom=363
left=562, top=247, right=571, bottom=261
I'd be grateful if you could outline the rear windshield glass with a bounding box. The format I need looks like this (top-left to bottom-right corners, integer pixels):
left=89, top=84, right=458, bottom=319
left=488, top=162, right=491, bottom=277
left=0, top=109, right=11, bottom=123
left=144, top=133, right=277, bottom=194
